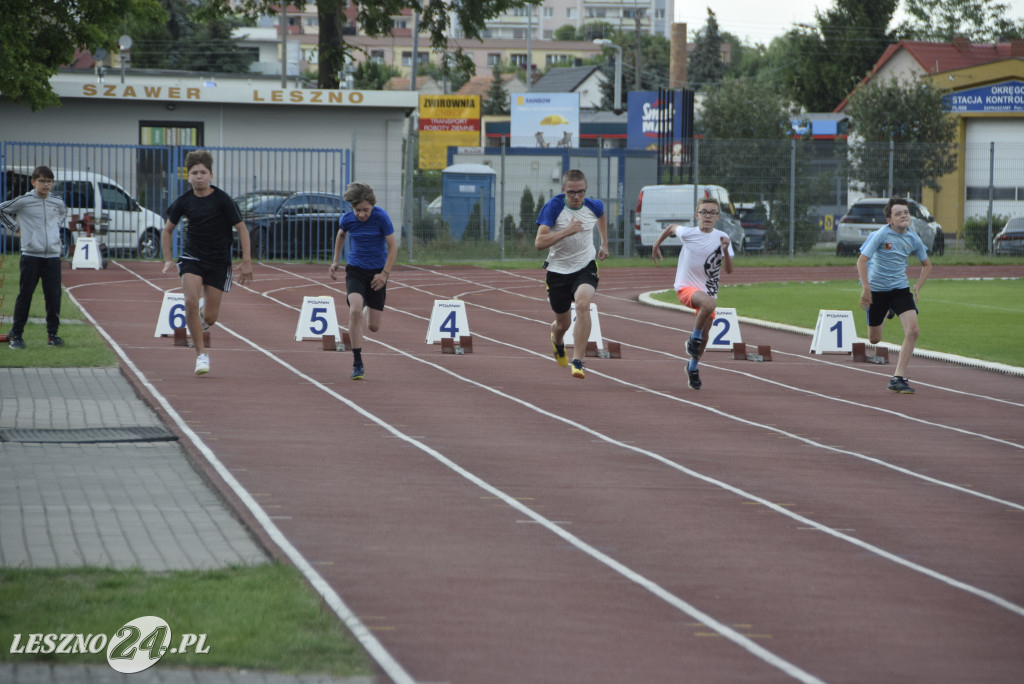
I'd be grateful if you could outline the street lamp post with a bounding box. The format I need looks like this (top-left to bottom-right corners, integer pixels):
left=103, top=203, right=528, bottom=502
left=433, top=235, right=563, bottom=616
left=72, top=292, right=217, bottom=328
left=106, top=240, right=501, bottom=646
left=592, top=39, right=622, bottom=113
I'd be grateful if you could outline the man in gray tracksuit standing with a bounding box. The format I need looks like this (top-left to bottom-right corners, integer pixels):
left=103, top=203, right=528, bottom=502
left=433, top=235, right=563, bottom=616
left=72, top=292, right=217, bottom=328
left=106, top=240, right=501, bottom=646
left=0, top=165, right=68, bottom=349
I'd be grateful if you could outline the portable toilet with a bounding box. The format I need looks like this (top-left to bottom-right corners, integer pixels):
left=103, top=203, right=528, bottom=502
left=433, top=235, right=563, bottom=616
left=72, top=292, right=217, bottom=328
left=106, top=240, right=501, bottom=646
left=441, top=163, right=496, bottom=241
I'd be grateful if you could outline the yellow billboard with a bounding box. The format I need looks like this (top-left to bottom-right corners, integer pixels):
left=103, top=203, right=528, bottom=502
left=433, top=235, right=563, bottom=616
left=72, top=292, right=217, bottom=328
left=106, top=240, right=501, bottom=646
left=418, top=94, right=481, bottom=170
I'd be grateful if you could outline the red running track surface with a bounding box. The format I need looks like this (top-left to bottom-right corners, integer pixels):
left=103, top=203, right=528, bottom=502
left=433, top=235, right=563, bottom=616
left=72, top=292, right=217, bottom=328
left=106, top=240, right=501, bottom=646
left=64, top=261, right=1024, bottom=684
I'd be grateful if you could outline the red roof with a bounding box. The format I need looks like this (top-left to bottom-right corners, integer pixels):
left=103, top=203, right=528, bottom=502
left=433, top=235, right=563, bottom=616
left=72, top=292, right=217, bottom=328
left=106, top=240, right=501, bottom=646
left=835, top=39, right=1024, bottom=112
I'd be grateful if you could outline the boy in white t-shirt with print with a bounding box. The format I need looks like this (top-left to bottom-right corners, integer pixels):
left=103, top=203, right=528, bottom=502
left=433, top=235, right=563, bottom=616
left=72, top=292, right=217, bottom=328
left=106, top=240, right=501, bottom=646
left=652, top=197, right=734, bottom=390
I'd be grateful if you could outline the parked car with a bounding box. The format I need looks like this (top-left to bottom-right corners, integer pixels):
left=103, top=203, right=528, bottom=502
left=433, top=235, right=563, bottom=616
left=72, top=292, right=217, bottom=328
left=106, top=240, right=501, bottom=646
left=993, top=215, right=1024, bottom=255
left=3, top=166, right=166, bottom=258
left=735, top=201, right=770, bottom=253
left=235, top=191, right=343, bottom=260
left=634, top=184, right=745, bottom=256
left=835, top=198, right=944, bottom=256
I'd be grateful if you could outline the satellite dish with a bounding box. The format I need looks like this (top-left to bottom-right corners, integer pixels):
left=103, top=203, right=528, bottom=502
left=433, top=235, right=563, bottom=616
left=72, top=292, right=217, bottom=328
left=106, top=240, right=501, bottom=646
left=93, top=47, right=108, bottom=61
left=118, top=35, right=133, bottom=51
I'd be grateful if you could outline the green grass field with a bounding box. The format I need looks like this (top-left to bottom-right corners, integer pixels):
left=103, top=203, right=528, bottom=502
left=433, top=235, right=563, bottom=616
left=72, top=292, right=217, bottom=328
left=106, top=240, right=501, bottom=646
left=650, top=278, right=1024, bottom=367
left=0, top=565, right=371, bottom=677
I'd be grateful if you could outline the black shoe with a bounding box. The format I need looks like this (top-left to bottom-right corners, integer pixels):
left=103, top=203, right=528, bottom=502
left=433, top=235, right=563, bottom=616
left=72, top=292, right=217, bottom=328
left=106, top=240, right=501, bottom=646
left=686, top=367, right=702, bottom=390
left=887, top=376, right=914, bottom=394
left=47, top=335, right=65, bottom=347
left=886, top=308, right=896, bottom=320
left=350, top=363, right=364, bottom=380
left=686, top=336, right=703, bottom=360
left=9, top=336, right=25, bottom=350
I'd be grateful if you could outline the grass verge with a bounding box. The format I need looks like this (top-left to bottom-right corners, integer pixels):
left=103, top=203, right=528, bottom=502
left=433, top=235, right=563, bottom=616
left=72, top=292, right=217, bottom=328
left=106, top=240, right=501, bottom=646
left=0, top=564, right=372, bottom=677
left=649, top=279, right=1024, bottom=367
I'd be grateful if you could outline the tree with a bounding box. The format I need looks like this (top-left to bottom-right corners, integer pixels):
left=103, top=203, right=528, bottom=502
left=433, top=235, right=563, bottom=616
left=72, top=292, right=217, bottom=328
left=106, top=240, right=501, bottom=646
left=901, top=0, right=1024, bottom=41
left=844, top=78, right=958, bottom=196
left=688, top=9, right=727, bottom=89
left=518, top=187, right=535, bottom=237
left=779, top=0, right=897, bottom=113
left=418, top=59, right=470, bottom=93
left=698, top=79, right=822, bottom=252
left=352, top=61, right=401, bottom=90
left=126, top=0, right=251, bottom=73
left=482, top=66, right=510, bottom=116
left=217, top=0, right=542, bottom=90
left=596, top=28, right=671, bottom=110
left=0, top=0, right=164, bottom=110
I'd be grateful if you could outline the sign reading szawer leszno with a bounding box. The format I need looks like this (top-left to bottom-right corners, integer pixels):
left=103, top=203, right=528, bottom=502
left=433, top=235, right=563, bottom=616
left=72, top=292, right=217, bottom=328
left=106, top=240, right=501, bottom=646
left=419, top=95, right=482, bottom=169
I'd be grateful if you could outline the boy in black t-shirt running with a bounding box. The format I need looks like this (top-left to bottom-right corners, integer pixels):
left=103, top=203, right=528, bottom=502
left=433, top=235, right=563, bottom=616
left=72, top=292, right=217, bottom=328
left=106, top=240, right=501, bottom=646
left=161, top=150, right=253, bottom=376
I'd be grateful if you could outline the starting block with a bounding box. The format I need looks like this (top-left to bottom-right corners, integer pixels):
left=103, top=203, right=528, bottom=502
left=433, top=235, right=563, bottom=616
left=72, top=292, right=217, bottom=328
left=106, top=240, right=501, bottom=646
left=732, top=342, right=772, bottom=362
left=584, top=340, right=622, bottom=359
left=851, top=342, right=889, bottom=364
left=173, top=328, right=211, bottom=348
left=441, top=335, right=473, bottom=355
left=321, top=332, right=352, bottom=351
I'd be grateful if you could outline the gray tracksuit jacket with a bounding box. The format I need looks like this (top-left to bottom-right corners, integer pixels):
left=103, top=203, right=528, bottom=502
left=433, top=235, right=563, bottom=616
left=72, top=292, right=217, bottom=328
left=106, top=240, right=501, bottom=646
left=0, top=189, right=67, bottom=258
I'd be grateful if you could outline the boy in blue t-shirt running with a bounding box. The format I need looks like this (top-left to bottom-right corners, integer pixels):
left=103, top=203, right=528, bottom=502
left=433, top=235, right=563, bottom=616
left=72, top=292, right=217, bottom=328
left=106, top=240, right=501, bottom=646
left=328, top=182, right=397, bottom=380
left=856, top=197, right=933, bottom=394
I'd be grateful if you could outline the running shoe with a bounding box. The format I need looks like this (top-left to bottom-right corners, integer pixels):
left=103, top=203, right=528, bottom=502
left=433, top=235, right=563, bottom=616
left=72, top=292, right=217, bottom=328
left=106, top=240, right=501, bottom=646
left=570, top=359, right=585, bottom=379
left=194, top=353, right=210, bottom=376
left=886, top=308, right=896, bottom=320
left=686, top=367, right=702, bottom=390
left=350, top=363, right=365, bottom=380
left=47, top=335, right=65, bottom=347
left=686, top=335, right=703, bottom=360
left=887, top=376, right=914, bottom=394
left=199, top=303, right=211, bottom=331
left=8, top=336, right=25, bottom=350
left=551, top=332, right=569, bottom=367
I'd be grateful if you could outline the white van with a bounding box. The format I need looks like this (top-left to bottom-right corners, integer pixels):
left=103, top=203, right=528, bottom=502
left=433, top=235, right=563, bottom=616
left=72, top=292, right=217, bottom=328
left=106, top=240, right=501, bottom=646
left=3, top=167, right=165, bottom=258
left=633, top=184, right=745, bottom=255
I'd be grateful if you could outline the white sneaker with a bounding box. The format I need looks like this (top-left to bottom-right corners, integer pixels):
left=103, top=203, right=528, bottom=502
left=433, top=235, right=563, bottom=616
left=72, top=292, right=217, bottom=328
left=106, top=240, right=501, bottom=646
left=194, top=353, right=210, bottom=376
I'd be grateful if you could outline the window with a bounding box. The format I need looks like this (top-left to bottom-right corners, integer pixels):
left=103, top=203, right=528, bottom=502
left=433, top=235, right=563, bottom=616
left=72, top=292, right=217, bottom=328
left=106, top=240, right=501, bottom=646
left=567, top=9, right=576, bottom=18
left=586, top=9, right=606, bottom=19
left=655, top=9, right=665, bottom=19
left=510, top=53, right=527, bottom=68
left=99, top=184, right=133, bottom=212
left=487, top=53, right=501, bottom=67
left=546, top=54, right=571, bottom=67
left=512, top=7, right=531, bottom=17
left=543, top=8, right=553, bottom=17
left=53, top=181, right=94, bottom=211
left=401, top=51, right=429, bottom=66
left=370, top=50, right=385, bottom=64
left=513, top=29, right=526, bottom=40
left=394, top=19, right=408, bottom=29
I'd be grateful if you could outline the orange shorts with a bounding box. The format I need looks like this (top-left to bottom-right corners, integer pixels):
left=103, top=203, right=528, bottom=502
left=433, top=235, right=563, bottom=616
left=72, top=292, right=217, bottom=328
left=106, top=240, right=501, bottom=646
left=675, top=287, right=716, bottom=319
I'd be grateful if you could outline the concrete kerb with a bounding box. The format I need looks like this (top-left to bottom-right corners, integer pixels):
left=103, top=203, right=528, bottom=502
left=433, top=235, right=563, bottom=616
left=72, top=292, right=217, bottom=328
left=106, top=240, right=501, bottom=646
left=638, top=291, right=1024, bottom=377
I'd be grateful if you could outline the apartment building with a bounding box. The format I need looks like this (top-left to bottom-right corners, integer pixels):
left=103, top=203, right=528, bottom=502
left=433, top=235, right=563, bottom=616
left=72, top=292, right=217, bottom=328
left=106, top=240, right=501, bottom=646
left=234, top=1, right=674, bottom=77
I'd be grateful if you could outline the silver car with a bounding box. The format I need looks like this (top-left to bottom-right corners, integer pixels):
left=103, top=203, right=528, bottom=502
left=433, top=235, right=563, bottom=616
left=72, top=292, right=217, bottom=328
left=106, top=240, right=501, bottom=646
left=993, top=215, right=1024, bottom=256
left=835, top=198, right=944, bottom=256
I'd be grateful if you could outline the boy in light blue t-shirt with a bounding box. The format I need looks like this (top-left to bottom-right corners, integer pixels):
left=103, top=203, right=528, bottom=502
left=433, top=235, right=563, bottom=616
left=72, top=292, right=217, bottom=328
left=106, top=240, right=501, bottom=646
left=855, top=197, right=932, bottom=394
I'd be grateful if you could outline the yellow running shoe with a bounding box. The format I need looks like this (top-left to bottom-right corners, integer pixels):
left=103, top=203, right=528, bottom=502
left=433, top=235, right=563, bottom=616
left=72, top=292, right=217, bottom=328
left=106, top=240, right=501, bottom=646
left=570, top=359, right=585, bottom=379
left=551, top=332, right=569, bottom=367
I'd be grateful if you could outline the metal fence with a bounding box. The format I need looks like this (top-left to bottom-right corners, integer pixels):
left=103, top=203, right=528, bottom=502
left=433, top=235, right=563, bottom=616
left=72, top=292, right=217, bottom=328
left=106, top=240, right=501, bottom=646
left=4, top=137, right=1022, bottom=261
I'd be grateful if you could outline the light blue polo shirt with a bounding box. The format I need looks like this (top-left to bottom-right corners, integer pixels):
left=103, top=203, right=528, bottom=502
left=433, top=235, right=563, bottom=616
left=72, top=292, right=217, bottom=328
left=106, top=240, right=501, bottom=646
left=860, top=225, right=928, bottom=291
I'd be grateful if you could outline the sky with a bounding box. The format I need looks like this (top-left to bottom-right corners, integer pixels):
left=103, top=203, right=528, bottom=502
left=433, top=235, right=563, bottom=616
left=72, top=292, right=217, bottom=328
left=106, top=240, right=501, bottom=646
left=673, top=0, right=1024, bottom=44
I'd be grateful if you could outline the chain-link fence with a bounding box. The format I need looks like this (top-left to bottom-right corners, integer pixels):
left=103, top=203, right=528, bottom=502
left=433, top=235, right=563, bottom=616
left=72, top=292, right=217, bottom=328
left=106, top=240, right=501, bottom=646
left=4, top=137, right=1021, bottom=261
